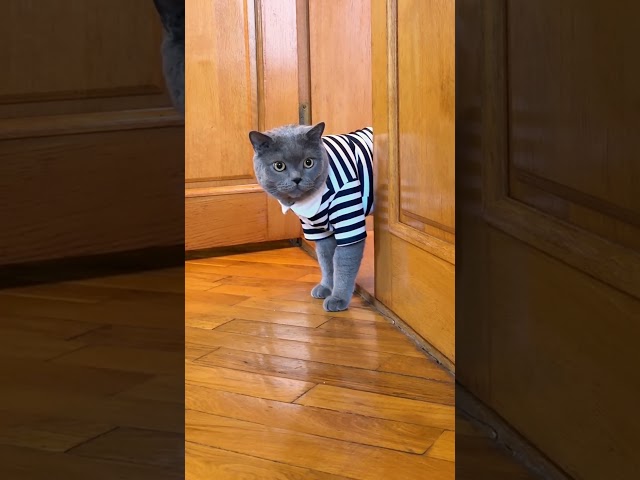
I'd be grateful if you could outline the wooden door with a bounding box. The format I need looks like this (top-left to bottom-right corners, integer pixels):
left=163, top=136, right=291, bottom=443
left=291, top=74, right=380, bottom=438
left=0, top=0, right=184, bottom=265
left=457, top=1, right=640, bottom=478
left=372, top=0, right=455, bottom=368
left=185, top=0, right=301, bottom=250
left=305, top=0, right=374, bottom=242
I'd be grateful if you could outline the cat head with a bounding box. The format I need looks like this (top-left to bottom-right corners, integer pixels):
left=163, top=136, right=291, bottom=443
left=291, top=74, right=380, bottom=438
left=249, top=123, right=329, bottom=206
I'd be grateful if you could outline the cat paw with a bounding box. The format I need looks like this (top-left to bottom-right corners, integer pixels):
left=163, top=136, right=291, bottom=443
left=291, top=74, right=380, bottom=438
left=311, top=284, right=332, bottom=299
left=323, top=296, right=350, bottom=312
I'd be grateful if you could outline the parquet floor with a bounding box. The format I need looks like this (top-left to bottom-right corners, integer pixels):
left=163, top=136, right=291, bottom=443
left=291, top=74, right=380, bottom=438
left=0, top=266, right=184, bottom=479
left=0, top=245, right=539, bottom=479
left=185, top=246, right=456, bottom=479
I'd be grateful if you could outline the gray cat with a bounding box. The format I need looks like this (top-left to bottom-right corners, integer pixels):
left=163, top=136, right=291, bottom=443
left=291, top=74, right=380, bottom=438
left=152, top=0, right=184, bottom=115
left=249, top=123, right=374, bottom=312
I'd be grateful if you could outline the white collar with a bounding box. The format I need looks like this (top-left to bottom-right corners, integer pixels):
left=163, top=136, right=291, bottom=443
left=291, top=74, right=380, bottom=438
left=279, top=186, right=325, bottom=217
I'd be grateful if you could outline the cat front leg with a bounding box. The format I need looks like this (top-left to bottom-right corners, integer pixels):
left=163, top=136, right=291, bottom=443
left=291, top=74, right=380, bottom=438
left=323, top=239, right=365, bottom=312
left=311, top=235, right=336, bottom=299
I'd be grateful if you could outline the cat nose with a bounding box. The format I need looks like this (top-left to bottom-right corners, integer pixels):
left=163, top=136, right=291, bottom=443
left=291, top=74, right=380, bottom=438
left=292, top=177, right=302, bottom=184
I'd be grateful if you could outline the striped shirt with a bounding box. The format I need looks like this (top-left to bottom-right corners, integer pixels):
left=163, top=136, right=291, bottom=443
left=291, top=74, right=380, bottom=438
left=280, top=127, right=374, bottom=246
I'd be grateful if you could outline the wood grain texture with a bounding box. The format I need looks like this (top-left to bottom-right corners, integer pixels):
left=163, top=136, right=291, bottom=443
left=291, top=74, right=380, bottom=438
left=0, top=267, right=183, bottom=478
left=187, top=410, right=454, bottom=480
left=185, top=246, right=455, bottom=478
left=0, top=1, right=167, bottom=110
left=372, top=0, right=455, bottom=367
left=0, top=127, right=183, bottom=266
left=480, top=0, right=639, bottom=299
left=457, top=1, right=640, bottom=478
left=186, top=0, right=256, bottom=182
left=0, top=1, right=182, bottom=266
left=185, top=0, right=302, bottom=249
left=397, top=0, right=455, bottom=237
left=309, top=0, right=372, bottom=133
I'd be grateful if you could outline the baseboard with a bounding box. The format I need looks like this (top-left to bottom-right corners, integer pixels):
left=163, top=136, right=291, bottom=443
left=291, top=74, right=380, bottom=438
left=456, top=384, right=572, bottom=480
left=186, top=239, right=301, bottom=260
left=0, top=244, right=184, bottom=289
left=299, top=240, right=455, bottom=375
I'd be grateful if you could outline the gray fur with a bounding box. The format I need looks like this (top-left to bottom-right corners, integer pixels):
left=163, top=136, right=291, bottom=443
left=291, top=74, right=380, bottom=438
left=311, top=235, right=336, bottom=299
left=153, top=0, right=184, bottom=115
left=249, top=123, right=367, bottom=312
left=312, top=236, right=365, bottom=312
left=249, top=123, right=329, bottom=207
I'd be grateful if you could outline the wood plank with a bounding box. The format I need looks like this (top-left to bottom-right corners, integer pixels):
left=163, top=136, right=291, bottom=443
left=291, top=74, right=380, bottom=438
left=0, top=444, right=182, bottom=480
left=235, top=296, right=386, bottom=322
left=186, top=326, right=387, bottom=370
left=186, top=441, right=352, bottom=480
left=52, top=345, right=183, bottom=375
left=68, top=427, right=183, bottom=471
left=0, top=282, right=120, bottom=303
left=191, top=303, right=330, bottom=328
left=275, top=289, right=372, bottom=308
left=186, top=362, right=314, bottom=402
left=0, top=314, right=101, bottom=340
left=195, top=348, right=454, bottom=405
left=186, top=384, right=441, bottom=453
left=72, top=325, right=183, bottom=352
left=186, top=260, right=317, bottom=282
left=186, top=410, right=454, bottom=480
left=377, top=354, right=454, bottom=383
left=0, top=359, right=151, bottom=398
left=296, top=384, right=455, bottom=430
left=186, top=289, right=249, bottom=305
left=0, top=387, right=183, bottom=434
left=426, top=430, right=455, bottom=462
left=0, top=412, right=113, bottom=453
left=214, top=320, right=424, bottom=358
left=0, top=330, right=85, bottom=360
left=116, top=374, right=183, bottom=404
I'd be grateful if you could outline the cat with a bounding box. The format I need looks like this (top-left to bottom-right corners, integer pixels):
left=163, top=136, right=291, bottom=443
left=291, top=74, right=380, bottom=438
left=249, top=123, right=374, bottom=312
left=152, top=0, right=185, bottom=116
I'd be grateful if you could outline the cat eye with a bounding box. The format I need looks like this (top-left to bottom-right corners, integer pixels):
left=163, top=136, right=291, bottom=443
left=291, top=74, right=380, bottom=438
left=273, top=161, right=286, bottom=172
left=303, top=158, right=314, bottom=169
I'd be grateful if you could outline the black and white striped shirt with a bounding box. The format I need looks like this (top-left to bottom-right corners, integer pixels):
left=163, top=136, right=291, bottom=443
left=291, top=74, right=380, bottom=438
left=280, top=127, right=374, bottom=246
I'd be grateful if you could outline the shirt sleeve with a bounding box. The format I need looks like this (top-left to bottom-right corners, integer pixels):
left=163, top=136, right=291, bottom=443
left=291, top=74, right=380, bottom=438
left=328, top=180, right=367, bottom=246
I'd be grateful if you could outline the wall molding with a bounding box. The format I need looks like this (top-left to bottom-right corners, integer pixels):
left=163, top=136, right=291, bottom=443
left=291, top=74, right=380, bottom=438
left=386, top=0, right=454, bottom=265
left=0, top=107, right=183, bottom=141
left=482, top=0, right=639, bottom=298
left=457, top=384, right=571, bottom=480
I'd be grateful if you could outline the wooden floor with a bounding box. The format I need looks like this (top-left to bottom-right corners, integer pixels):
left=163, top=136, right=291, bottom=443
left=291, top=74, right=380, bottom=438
left=0, top=266, right=184, bottom=479
left=0, top=245, right=539, bottom=478
left=186, top=246, right=454, bottom=479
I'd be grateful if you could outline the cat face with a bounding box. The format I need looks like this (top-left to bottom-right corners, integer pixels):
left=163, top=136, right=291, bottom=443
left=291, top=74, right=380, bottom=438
left=249, top=123, right=329, bottom=206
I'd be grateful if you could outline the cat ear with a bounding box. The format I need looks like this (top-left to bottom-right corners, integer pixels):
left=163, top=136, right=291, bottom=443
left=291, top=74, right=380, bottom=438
left=305, top=122, right=325, bottom=143
left=249, top=131, right=274, bottom=153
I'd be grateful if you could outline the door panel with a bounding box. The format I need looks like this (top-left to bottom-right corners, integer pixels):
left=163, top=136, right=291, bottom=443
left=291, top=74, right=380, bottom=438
left=457, top=1, right=640, bottom=478
left=185, top=0, right=300, bottom=250
left=373, top=0, right=455, bottom=366
left=0, top=0, right=183, bottom=265
left=186, top=0, right=256, bottom=183
left=309, top=0, right=372, bottom=135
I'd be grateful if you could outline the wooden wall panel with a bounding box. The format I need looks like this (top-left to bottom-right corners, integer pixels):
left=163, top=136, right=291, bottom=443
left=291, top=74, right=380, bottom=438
left=309, top=0, right=372, bottom=133
left=397, top=0, right=455, bottom=240
left=0, top=1, right=165, bottom=107
left=457, top=0, right=640, bottom=477
left=186, top=0, right=257, bottom=183
left=0, top=126, right=183, bottom=265
left=506, top=1, right=640, bottom=251
left=374, top=0, right=455, bottom=369
left=0, top=1, right=184, bottom=265
left=185, top=0, right=301, bottom=250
